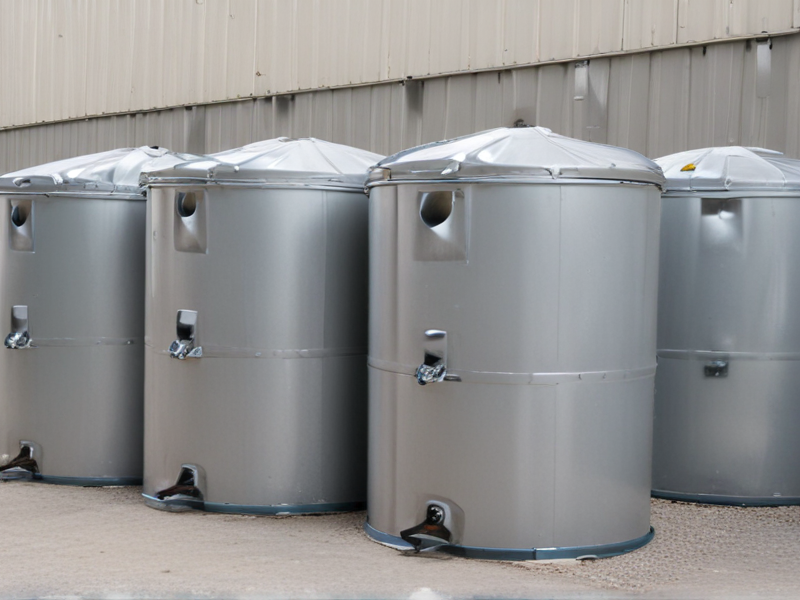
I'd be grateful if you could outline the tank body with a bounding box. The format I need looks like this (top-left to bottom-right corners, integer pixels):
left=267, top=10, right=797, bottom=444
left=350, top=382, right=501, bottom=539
left=0, top=148, right=176, bottom=484
left=653, top=146, right=800, bottom=505
left=366, top=127, right=663, bottom=559
left=142, top=138, right=381, bottom=513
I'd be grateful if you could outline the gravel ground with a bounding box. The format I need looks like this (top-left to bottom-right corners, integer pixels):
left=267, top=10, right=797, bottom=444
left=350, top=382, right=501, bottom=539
left=0, top=482, right=798, bottom=599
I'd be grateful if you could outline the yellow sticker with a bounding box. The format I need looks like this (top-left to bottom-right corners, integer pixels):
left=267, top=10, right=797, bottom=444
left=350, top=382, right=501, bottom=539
left=680, top=163, right=696, bottom=172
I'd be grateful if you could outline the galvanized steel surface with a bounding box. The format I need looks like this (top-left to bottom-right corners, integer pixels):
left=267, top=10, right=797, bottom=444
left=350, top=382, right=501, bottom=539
left=143, top=180, right=370, bottom=510
left=372, top=125, right=664, bottom=185
left=653, top=149, right=800, bottom=503
left=367, top=173, right=661, bottom=553
left=0, top=0, right=796, bottom=130
left=0, top=146, right=183, bottom=196
left=146, top=137, right=382, bottom=188
left=0, top=193, right=147, bottom=481
left=657, top=145, right=800, bottom=191
left=3, top=32, right=800, bottom=175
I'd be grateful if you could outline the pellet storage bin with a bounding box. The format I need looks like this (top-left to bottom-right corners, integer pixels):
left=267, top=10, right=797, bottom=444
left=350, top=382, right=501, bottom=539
left=365, top=127, right=664, bottom=560
left=0, top=147, right=183, bottom=485
left=142, top=137, right=383, bottom=514
left=652, top=146, right=800, bottom=506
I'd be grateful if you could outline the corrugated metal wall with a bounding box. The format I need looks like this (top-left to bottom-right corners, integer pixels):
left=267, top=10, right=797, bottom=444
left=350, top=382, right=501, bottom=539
left=1, top=0, right=798, bottom=130
left=2, top=31, right=800, bottom=173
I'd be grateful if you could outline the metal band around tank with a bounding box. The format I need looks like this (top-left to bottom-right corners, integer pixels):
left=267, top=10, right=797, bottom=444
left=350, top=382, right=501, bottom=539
left=368, top=357, right=656, bottom=385
left=652, top=489, right=800, bottom=507
left=658, top=349, right=800, bottom=361
left=19, top=337, right=140, bottom=348
left=0, top=191, right=146, bottom=200
left=364, top=522, right=655, bottom=561
left=142, top=494, right=365, bottom=515
left=147, top=179, right=365, bottom=192
left=144, top=339, right=366, bottom=359
left=366, top=177, right=658, bottom=189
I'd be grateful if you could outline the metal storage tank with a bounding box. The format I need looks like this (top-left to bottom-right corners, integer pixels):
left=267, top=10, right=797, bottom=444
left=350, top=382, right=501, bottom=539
left=142, top=137, right=383, bottom=514
left=365, top=126, right=664, bottom=559
left=0, top=147, right=185, bottom=485
left=653, top=146, right=800, bottom=506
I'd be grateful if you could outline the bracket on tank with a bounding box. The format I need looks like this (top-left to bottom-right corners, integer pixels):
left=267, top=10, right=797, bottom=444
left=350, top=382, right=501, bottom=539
left=0, top=441, right=40, bottom=480
left=4, top=305, right=32, bottom=349
left=704, top=360, right=728, bottom=378
left=149, top=464, right=205, bottom=511
left=168, top=310, right=203, bottom=359
left=415, top=329, right=448, bottom=385
left=400, top=503, right=453, bottom=551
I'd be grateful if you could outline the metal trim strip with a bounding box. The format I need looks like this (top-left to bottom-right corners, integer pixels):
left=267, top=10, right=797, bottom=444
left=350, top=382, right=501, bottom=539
left=145, top=340, right=366, bottom=359
left=366, top=178, right=659, bottom=189
left=368, top=358, right=656, bottom=385
left=22, top=337, right=140, bottom=348
left=38, top=475, right=142, bottom=487
left=364, top=522, right=655, bottom=561
left=146, top=179, right=365, bottom=192
left=658, top=350, right=800, bottom=361
left=661, top=191, right=800, bottom=198
left=652, top=489, right=800, bottom=507
left=143, top=494, right=365, bottom=515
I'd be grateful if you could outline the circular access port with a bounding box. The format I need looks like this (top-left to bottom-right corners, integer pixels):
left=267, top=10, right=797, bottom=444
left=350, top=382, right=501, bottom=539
left=176, top=191, right=198, bottom=218
left=419, top=191, right=453, bottom=228
left=10, top=205, right=28, bottom=227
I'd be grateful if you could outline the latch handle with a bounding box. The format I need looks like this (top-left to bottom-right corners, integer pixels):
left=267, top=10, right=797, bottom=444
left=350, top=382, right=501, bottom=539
left=416, top=329, right=447, bottom=385
left=168, top=310, right=203, bottom=359
left=4, top=305, right=32, bottom=349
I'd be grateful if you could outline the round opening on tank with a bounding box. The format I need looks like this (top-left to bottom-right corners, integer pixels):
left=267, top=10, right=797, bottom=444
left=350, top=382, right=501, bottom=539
left=10, top=205, right=28, bottom=228
left=176, top=191, right=198, bottom=218
left=419, top=191, right=453, bottom=228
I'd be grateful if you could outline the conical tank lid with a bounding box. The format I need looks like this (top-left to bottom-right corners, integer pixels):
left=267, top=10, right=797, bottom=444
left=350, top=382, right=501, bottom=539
left=0, top=147, right=192, bottom=197
left=656, top=146, right=800, bottom=192
left=145, top=137, right=384, bottom=189
left=367, top=126, right=664, bottom=186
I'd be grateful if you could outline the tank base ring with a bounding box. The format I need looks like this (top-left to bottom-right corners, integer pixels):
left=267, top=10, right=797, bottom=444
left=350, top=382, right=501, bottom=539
left=0, top=471, right=141, bottom=486
left=40, top=475, right=142, bottom=486
left=363, top=522, right=654, bottom=561
left=652, top=489, right=800, bottom=507
left=143, top=493, right=365, bottom=515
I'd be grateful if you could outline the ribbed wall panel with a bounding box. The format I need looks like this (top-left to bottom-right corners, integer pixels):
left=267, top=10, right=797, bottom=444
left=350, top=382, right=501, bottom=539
left=3, top=34, right=800, bottom=173
left=0, top=0, right=796, bottom=129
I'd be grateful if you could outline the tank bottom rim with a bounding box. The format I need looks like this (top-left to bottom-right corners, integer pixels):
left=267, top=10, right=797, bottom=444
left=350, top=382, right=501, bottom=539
left=142, top=493, right=365, bottom=515
left=363, top=522, right=654, bottom=561
left=0, top=471, right=141, bottom=487
left=652, top=489, right=800, bottom=507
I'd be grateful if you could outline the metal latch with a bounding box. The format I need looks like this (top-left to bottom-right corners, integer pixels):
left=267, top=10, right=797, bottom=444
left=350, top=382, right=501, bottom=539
left=168, top=310, right=202, bottom=359
left=4, top=305, right=32, bottom=349
left=704, top=360, right=728, bottom=378
left=416, top=329, right=447, bottom=385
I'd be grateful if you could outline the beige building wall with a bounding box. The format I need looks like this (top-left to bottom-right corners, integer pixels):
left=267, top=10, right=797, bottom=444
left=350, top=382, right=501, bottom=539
left=1, top=0, right=798, bottom=130
left=2, top=30, right=799, bottom=174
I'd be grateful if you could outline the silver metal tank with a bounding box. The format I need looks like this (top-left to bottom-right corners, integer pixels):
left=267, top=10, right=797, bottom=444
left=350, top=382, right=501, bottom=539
left=365, top=126, right=664, bottom=560
left=142, top=137, right=383, bottom=514
left=653, top=147, right=800, bottom=506
left=0, top=147, right=185, bottom=485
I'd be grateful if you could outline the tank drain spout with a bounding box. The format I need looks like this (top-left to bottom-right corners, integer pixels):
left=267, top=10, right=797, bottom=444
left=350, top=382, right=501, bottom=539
left=0, top=445, right=39, bottom=480
left=400, top=504, right=452, bottom=552
left=151, top=465, right=205, bottom=511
